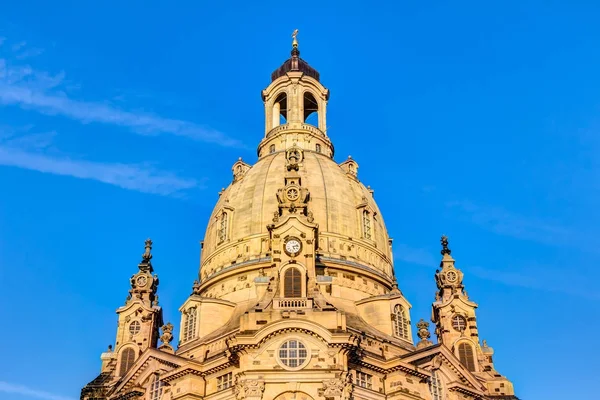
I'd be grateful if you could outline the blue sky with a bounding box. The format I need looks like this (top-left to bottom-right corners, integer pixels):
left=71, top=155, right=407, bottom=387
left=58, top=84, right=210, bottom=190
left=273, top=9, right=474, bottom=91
left=0, top=1, right=598, bottom=399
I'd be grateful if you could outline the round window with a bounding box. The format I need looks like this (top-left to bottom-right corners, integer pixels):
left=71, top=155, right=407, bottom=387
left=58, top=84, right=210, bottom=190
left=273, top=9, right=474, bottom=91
left=129, top=320, right=141, bottom=335
left=452, top=315, right=467, bottom=332
left=278, top=339, right=309, bottom=369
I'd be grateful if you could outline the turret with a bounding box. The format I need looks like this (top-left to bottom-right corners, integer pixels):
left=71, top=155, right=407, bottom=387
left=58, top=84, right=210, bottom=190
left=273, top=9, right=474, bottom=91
left=110, top=239, right=164, bottom=376
left=258, top=30, right=333, bottom=158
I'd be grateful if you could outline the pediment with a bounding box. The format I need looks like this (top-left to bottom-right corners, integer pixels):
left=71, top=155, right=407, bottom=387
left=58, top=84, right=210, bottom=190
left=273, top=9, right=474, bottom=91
left=268, top=214, right=318, bottom=235
left=401, top=345, right=487, bottom=397
left=111, top=348, right=187, bottom=396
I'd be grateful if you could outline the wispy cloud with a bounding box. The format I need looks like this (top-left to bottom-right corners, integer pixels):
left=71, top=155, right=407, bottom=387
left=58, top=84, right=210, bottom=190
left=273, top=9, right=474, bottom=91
left=0, top=132, right=199, bottom=196
left=0, top=42, right=242, bottom=147
left=393, top=242, right=600, bottom=301
left=446, top=200, right=572, bottom=246
left=0, top=381, right=75, bottom=400
left=468, top=264, right=600, bottom=301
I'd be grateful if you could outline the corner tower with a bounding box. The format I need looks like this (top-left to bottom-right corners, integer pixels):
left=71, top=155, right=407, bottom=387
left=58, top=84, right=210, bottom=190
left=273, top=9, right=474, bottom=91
left=431, top=236, right=517, bottom=398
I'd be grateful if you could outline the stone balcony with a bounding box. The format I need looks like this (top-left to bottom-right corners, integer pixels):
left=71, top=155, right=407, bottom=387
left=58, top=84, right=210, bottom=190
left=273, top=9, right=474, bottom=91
left=273, top=298, right=313, bottom=310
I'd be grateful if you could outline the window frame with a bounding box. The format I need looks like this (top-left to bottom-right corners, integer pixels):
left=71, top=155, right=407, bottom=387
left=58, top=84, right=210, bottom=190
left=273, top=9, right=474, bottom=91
left=216, top=372, right=233, bottom=391
left=429, top=369, right=444, bottom=400
left=119, top=347, right=136, bottom=377
left=458, top=342, right=476, bottom=372
left=356, top=371, right=373, bottom=389
left=148, top=374, right=164, bottom=400
left=283, top=267, right=303, bottom=298
left=182, top=306, right=197, bottom=342
left=277, top=339, right=310, bottom=370
left=392, top=304, right=409, bottom=340
left=362, top=210, right=372, bottom=240
left=217, top=211, right=228, bottom=244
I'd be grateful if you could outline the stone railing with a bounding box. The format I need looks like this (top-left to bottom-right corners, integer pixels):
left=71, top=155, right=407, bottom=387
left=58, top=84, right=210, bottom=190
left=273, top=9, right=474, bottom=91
left=265, top=123, right=326, bottom=139
left=273, top=298, right=313, bottom=309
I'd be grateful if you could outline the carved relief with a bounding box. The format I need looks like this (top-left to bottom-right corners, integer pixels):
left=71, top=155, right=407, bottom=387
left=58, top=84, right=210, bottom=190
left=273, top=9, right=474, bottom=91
left=234, top=378, right=265, bottom=399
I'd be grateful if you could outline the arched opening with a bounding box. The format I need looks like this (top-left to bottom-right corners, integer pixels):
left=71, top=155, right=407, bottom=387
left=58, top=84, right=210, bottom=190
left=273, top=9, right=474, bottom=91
left=119, top=348, right=135, bottom=376
left=303, top=92, right=319, bottom=126
left=270, top=144, right=276, bottom=154
left=273, top=92, right=287, bottom=128
left=458, top=343, right=476, bottom=371
left=283, top=267, right=302, bottom=297
left=393, top=304, right=409, bottom=340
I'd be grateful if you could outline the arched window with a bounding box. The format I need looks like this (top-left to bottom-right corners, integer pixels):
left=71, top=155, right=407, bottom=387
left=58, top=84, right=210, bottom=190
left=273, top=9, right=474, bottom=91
left=218, top=212, right=228, bottom=243
left=284, top=267, right=302, bottom=297
left=119, top=348, right=135, bottom=376
left=458, top=343, right=476, bottom=371
left=429, top=370, right=444, bottom=400
left=182, top=307, right=197, bottom=342
left=148, top=374, right=164, bottom=400
left=273, top=93, right=287, bottom=127
left=303, top=92, right=319, bottom=126
left=315, top=143, right=321, bottom=153
left=269, top=144, right=276, bottom=154
left=362, top=210, right=372, bottom=240
left=392, top=304, right=409, bottom=340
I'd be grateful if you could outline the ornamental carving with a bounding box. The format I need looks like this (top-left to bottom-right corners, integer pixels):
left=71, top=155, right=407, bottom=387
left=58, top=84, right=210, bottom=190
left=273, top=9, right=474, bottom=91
left=234, top=378, right=265, bottom=399
left=322, top=378, right=344, bottom=397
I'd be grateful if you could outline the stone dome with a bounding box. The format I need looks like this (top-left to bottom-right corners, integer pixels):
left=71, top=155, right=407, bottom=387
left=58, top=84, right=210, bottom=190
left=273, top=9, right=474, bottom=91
left=196, top=40, right=398, bottom=303
left=200, top=149, right=394, bottom=284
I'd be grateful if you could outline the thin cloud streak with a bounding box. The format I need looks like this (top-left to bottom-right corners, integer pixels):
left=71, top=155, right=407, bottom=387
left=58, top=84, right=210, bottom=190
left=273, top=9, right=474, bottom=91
left=0, top=381, right=75, bottom=400
left=0, top=145, right=199, bottom=196
left=393, top=243, right=599, bottom=300
left=0, top=54, right=242, bottom=147
left=468, top=265, right=600, bottom=301
left=446, top=200, right=572, bottom=246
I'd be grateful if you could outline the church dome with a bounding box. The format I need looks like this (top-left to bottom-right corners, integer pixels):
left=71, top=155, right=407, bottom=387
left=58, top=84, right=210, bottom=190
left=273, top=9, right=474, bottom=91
left=196, top=36, right=397, bottom=304
left=200, top=150, right=393, bottom=282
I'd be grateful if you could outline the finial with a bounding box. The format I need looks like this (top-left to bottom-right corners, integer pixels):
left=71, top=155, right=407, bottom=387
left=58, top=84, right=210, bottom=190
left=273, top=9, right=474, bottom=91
left=107, top=344, right=113, bottom=352
left=440, top=235, right=451, bottom=255
left=192, top=280, right=201, bottom=295
left=142, top=238, right=153, bottom=262
left=416, top=319, right=433, bottom=349
left=158, top=323, right=175, bottom=353
left=291, top=29, right=300, bottom=58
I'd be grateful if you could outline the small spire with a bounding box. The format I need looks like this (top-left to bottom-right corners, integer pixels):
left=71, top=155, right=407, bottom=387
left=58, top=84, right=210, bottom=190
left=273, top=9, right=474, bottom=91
left=142, top=238, right=153, bottom=262
left=138, top=238, right=154, bottom=273
left=440, top=235, right=451, bottom=256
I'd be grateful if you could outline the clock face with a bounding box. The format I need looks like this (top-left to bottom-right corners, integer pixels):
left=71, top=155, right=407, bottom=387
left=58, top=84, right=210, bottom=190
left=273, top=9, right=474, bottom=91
left=285, top=238, right=302, bottom=256
left=136, top=275, right=148, bottom=287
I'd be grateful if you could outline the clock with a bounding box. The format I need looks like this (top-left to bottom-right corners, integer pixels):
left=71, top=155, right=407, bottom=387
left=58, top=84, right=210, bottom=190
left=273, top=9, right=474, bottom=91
left=284, top=237, right=302, bottom=257
left=136, top=275, right=148, bottom=287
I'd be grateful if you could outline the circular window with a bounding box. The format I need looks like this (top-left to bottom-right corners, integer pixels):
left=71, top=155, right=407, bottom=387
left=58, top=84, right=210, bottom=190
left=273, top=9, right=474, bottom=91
left=278, top=339, right=309, bottom=369
left=129, top=320, right=141, bottom=335
left=446, top=271, right=457, bottom=282
left=452, top=315, right=467, bottom=332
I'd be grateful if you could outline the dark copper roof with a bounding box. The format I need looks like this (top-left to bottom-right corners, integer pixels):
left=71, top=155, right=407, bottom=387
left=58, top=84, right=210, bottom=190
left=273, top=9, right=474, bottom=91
left=271, top=48, right=320, bottom=82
